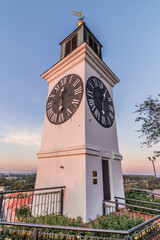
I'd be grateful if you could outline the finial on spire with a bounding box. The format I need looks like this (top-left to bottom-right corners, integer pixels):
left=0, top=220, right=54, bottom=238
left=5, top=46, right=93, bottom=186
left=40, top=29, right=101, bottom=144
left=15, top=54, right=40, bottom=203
left=73, top=10, right=85, bottom=27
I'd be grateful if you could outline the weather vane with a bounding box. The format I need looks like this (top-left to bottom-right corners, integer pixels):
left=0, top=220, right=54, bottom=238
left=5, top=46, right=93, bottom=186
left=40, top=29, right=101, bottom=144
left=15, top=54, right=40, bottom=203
left=73, top=10, right=85, bottom=26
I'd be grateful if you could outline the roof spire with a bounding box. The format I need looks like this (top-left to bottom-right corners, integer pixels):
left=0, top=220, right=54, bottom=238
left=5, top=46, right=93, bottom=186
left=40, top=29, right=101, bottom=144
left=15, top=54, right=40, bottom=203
left=73, top=10, right=85, bottom=27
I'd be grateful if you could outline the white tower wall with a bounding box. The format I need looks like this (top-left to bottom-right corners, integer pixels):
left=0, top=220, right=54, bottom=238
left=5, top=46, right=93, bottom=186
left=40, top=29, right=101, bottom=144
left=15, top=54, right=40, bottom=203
left=35, top=42, right=124, bottom=222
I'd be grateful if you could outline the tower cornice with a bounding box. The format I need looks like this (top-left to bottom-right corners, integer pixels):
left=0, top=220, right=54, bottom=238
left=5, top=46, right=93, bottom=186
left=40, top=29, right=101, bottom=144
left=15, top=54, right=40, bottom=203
left=41, top=43, right=120, bottom=87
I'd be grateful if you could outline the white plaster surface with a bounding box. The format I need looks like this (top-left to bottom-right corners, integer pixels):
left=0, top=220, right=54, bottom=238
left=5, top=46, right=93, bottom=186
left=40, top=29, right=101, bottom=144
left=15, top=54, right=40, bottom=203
left=35, top=43, right=124, bottom=222
left=36, top=154, right=86, bottom=220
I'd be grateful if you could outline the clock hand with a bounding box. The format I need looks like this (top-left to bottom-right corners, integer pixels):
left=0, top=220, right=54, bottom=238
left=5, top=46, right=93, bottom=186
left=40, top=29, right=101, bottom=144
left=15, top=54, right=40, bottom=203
left=103, top=89, right=107, bottom=101
left=101, top=89, right=107, bottom=115
left=59, top=87, right=64, bottom=96
left=59, top=87, right=65, bottom=111
left=59, top=98, right=63, bottom=111
left=101, top=101, right=105, bottom=116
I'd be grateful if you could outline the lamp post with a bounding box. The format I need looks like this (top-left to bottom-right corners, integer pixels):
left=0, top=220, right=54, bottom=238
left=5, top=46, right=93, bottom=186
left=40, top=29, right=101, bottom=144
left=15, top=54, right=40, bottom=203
left=148, top=156, right=157, bottom=178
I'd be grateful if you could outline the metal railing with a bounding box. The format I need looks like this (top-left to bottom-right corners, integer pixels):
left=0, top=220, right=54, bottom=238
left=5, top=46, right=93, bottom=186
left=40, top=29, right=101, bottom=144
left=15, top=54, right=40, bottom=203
left=103, top=196, right=160, bottom=219
left=0, top=186, right=65, bottom=222
left=1, top=216, right=160, bottom=240
left=132, top=187, right=160, bottom=199
left=0, top=220, right=133, bottom=240
left=103, top=196, right=160, bottom=239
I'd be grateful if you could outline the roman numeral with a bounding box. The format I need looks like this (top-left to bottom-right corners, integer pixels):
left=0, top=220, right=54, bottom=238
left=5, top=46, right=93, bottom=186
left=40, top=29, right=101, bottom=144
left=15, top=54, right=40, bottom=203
left=68, top=75, right=73, bottom=84
left=88, top=99, right=95, bottom=109
left=72, top=99, right=79, bottom=107
left=102, top=116, right=106, bottom=125
left=99, top=81, right=104, bottom=89
left=60, top=77, right=67, bottom=87
left=93, top=78, right=98, bottom=87
left=58, top=113, right=64, bottom=123
left=109, top=105, right=114, bottom=112
left=66, top=108, right=72, bottom=117
left=74, top=86, right=82, bottom=95
left=109, top=112, right=114, bottom=120
left=47, top=107, right=54, bottom=119
left=46, top=101, right=53, bottom=109
left=107, top=117, right=111, bottom=125
left=88, top=98, right=94, bottom=107
left=108, top=97, right=112, bottom=102
left=88, top=82, right=94, bottom=90
left=49, top=94, right=55, bottom=99
left=51, top=113, right=57, bottom=123
left=87, top=89, right=93, bottom=98
left=94, top=109, right=100, bottom=121
left=73, top=78, right=80, bottom=87
left=54, top=83, right=59, bottom=92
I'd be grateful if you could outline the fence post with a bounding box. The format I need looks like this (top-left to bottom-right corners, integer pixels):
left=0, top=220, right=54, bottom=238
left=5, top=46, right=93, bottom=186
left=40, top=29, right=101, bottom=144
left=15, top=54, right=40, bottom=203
left=115, top=196, right=119, bottom=212
left=60, top=189, right=64, bottom=215
left=33, top=229, right=38, bottom=240
left=0, top=194, right=4, bottom=220
left=102, top=201, right=105, bottom=216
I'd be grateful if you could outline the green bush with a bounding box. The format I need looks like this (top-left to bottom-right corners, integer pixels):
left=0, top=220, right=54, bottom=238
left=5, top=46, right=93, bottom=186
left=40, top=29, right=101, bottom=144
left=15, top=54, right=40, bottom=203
left=16, top=205, right=31, bottom=221
left=23, top=213, right=144, bottom=238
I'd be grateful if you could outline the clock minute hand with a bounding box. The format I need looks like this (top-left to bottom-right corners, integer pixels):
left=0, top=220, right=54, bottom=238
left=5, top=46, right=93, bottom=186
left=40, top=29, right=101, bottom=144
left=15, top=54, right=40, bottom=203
left=101, top=89, right=107, bottom=115
left=59, top=87, right=64, bottom=97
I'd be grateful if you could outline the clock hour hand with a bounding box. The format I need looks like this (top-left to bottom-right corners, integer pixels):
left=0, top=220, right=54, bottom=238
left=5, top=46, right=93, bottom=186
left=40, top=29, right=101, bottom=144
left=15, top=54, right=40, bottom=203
left=59, top=99, right=63, bottom=111
left=59, top=87, right=65, bottom=111
left=101, top=101, right=105, bottom=116
left=103, top=89, right=107, bottom=101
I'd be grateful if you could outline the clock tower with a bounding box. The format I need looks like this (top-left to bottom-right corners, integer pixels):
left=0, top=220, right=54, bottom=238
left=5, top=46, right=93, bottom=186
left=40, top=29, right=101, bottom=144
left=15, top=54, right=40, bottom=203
left=35, top=20, right=124, bottom=222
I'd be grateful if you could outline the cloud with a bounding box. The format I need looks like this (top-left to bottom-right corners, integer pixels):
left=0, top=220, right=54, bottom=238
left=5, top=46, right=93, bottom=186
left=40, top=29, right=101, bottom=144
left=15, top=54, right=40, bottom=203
left=0, top=125, right=42, bottom=147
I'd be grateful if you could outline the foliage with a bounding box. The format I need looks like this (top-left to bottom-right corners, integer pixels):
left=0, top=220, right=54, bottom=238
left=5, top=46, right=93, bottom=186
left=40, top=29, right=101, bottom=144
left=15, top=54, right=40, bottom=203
left=0, top=212, right=145, bottom=239
left=0, top=174, right=36, bottom=190
left=125, top=190, right=160, bottom=214
left=16, top=205, right=31, bottom=221
left=88, top=213, right=143, bottom=238
left=135, top=95, right=160, bottom=147
left=123, top=175, right=154, bottom=181
left=23, top=213, right=144, bottom=238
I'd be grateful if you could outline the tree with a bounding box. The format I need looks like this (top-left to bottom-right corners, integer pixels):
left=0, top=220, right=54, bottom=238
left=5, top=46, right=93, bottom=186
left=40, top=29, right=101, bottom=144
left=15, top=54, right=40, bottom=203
left=135, top=95, right=160, bottom=152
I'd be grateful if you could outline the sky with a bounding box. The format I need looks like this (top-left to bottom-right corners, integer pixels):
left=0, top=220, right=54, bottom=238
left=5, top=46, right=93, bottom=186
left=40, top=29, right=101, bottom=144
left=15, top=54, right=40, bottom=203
left=0, top=0, right=159, bottom=175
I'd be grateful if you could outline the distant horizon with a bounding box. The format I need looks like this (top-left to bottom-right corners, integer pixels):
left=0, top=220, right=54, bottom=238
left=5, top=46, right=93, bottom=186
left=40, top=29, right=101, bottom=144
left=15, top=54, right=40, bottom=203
left=0, top=171, right=36, bottom=174
left=0, top=171, right=157, bottom=177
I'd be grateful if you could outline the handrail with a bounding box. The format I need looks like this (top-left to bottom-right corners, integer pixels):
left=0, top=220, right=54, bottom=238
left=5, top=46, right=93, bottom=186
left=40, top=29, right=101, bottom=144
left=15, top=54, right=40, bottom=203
left=132, top=188, right=160, bottom=196
left=0, top=186, right=66, bottom=195
left=0, top=221, right=129, bottom=235
left=115, top=196, right=160, bottom=206
left=104, top=200, right=160, bottom=213
left=128, top=215, right=160, bottom=234
left=1, top=215, right=160, bottom=237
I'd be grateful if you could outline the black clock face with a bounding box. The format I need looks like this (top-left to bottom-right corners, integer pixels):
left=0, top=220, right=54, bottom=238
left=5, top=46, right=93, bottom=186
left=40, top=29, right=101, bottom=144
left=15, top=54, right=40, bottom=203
left=46, top=74, right=83, bottom=124
left=86, top=76, right=115, bottom=128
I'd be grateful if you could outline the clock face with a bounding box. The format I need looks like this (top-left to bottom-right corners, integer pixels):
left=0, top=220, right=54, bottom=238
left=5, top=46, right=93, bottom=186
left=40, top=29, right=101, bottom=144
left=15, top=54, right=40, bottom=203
left=46, top=74, right=83, bottom=125
left=86, top=76, right=115, bottom=128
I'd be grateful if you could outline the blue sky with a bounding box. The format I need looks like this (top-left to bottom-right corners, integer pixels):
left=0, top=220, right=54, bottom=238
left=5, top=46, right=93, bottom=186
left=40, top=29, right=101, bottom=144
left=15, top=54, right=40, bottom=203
left=0, top=0, right=159, bottom=174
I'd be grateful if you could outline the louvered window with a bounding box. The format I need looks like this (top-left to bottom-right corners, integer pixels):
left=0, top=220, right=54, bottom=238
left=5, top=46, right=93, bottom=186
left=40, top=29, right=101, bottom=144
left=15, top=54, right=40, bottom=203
left=66, top=41, right=71, bottom=56
left=89, top=35, right=93, bottom=48
left=65, top=34, right=77, bottom=57
left=88, top=34, right=99, bottom=56
left=72, top=35, right=77, bottom=50
left=94, top=42, right=98, bottom=54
